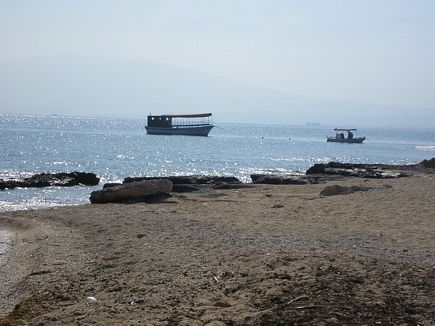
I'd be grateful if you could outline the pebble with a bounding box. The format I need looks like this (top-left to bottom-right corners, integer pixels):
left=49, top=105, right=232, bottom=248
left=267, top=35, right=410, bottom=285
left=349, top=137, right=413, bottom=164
left=86, top=296, right=97, bottom=304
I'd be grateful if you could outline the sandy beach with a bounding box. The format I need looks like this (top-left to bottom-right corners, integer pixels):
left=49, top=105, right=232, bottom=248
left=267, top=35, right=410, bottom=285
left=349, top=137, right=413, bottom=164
left=0, top=173, right=434, bottom=325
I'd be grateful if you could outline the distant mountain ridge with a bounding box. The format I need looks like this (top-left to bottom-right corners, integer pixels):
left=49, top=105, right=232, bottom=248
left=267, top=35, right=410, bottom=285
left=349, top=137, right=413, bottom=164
left=0, top=56, right=433, bottom=128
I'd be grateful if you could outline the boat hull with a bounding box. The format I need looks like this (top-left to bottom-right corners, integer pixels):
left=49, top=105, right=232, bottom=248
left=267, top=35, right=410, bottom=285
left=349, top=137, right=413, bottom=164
left=327, top=137, right=365, bottom=143
left=145, top=125, right=214, bottom=136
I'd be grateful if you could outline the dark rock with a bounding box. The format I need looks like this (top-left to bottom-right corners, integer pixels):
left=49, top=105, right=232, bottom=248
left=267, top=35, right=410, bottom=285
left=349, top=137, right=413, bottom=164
left=254, top=176, right=307, bottom=185
left=207, top=176, right=241, bottom=185
left=23, top=172, right=99, bottom=187
left=172, top=184, right=202, bottom=192
left=0, top=172, right=99, bottom=190
left=125, top=176, right=197, bottom=185
left=0, top=180, right=19, bottom=190
left=420, top=158, right=435, bottom=169
left=324, top=168, right=405, bottom=178
left=306, top=164, right=326, bottom=174
left=90, top=179, right=173, bottom=204
left=122, top=176, right=144, bottom=184
left=320, top=185, right=368, bottom=196
left=122, top=175, right=241, bottom=193
left=213, top=183, right=256, bottom=190
left=306, top=162, right=408, bottom=179
left=250, top=174, right=314, bottom=185
left=23, top=172, right=100, bottom=187
left=103, top=183, right=122, bottom=189
left=249, top=174, right=265, bottom=183
left=123, top=175, right=241, bottom=185
left=70, top=172, right=100, bottom=186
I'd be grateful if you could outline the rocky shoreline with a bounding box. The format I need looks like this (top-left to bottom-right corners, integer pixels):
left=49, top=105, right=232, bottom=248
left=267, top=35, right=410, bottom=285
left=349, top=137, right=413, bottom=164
left=2, top=160, right=434, bottom=207
left=88, top=159, right=435, bottom=204
left=1, top=159, right=434, bottom=194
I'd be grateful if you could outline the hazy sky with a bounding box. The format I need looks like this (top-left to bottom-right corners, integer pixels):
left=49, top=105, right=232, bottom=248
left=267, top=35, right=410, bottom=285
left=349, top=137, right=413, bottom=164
left=0, top=0, right=434, bottom=119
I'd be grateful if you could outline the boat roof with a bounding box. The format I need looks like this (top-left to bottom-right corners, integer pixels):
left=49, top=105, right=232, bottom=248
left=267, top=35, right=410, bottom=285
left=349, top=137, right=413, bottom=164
left=150, top=113, right=212, bottom=118
left=334, top=128, right=357, bottom=131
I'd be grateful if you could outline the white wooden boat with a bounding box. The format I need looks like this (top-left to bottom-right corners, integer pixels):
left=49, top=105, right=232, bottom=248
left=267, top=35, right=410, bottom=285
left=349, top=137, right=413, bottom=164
left=327, top=128, right=365, bottom=143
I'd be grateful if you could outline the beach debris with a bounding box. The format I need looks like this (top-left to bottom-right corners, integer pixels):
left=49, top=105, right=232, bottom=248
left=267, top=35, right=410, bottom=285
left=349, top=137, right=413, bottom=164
left=213, top=276, right=220, bottom=282
left=287, top=295, right=309, bottom=305
left=85, top=296, right=97, bottom=304
left=90, top=179, right=173, bottom=204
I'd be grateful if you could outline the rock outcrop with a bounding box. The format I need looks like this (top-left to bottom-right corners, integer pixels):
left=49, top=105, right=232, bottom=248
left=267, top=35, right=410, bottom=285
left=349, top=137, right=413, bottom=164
left=0, top=172, right=100, bottom=190
left=123, top=175, right=241, bottom=185
left=250, top=174, right=317, bottom=185
left=306, top=162, right=408, bottom=179
left=90, top=179, right=173, bottom=204
left=420, top=158, right=435, bottom=169
left=102, top=182, right=122, bottom=189
left=121, top=175, right=241, bottom=193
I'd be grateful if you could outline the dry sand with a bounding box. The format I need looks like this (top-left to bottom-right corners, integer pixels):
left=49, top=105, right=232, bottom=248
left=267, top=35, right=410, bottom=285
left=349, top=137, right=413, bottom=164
left=0, top=173, right=434, bottom=325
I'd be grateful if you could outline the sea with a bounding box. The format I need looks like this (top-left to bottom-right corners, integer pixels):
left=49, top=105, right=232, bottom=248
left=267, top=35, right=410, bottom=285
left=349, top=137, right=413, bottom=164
left=1, top=113, right=434, bottom=212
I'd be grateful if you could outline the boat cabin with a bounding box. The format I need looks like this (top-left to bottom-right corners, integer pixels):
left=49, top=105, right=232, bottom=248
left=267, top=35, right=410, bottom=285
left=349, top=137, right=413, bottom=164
left=147, top=115, right=172, bottom=128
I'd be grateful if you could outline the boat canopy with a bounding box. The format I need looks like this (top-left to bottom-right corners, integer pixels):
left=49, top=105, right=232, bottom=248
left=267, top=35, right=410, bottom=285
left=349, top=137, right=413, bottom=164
left=334, top=128, right=357, bottom=131
left=152, top=113, right=212, bottom=118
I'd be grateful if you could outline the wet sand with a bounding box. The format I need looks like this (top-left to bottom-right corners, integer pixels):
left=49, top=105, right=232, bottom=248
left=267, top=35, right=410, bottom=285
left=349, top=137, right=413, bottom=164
left=0, top=173, right=434, bottom=325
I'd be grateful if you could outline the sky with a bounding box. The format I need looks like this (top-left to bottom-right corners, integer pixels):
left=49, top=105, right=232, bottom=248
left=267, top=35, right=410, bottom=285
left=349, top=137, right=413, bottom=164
left=0, top=0, right=434, bottom=126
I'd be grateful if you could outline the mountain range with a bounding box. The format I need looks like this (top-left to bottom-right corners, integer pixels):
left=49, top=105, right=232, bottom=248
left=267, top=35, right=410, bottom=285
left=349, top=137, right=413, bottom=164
left=0, top=56, right=432, bottom=128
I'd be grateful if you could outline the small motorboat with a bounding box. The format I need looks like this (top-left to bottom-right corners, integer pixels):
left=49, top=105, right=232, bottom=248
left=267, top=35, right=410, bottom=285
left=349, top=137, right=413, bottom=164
left=327, top=128, right=365, bottom=143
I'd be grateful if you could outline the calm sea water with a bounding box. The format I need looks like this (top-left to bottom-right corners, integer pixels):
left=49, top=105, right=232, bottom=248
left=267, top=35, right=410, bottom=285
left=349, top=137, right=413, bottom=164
left=0, top=114, right=434, bottom=211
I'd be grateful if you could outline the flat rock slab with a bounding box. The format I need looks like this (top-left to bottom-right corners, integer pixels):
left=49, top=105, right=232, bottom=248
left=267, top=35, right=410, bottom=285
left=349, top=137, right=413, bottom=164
left=123, top=175, right=241, bottom=185
left=250, top=174, right=317, bottom=185
left=90, top=179, right=173, bottom=204
left=306, top=162, right=410, bottom=178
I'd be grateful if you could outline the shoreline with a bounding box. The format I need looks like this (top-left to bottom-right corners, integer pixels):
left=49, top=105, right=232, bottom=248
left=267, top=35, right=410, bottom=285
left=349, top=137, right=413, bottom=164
left=0, top=170, right=434, bottom=324
left=2, top=158, right=434, bottom=212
